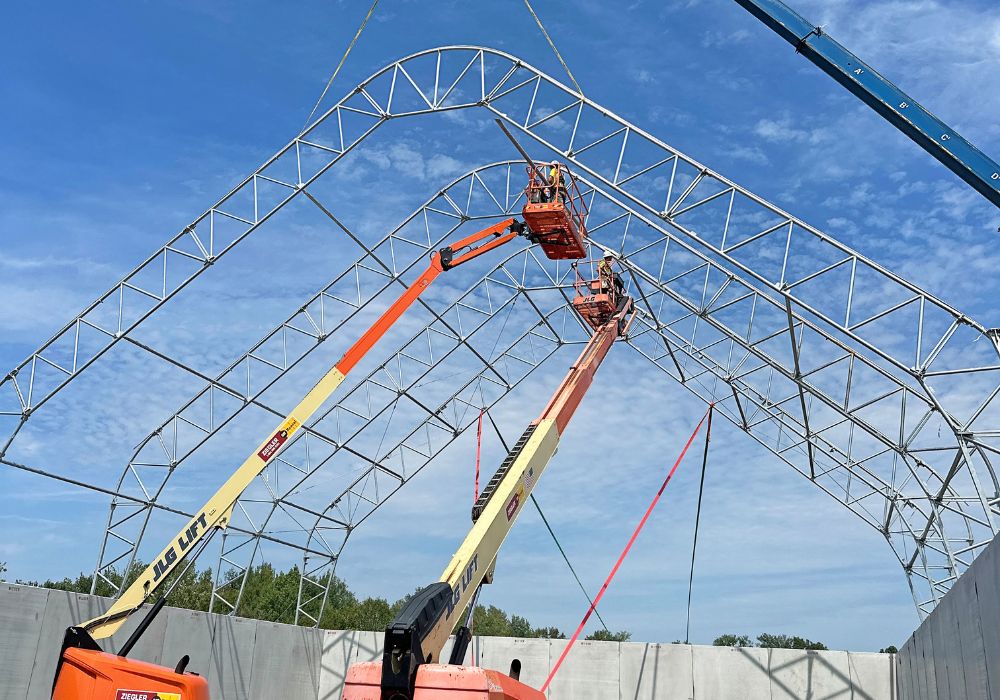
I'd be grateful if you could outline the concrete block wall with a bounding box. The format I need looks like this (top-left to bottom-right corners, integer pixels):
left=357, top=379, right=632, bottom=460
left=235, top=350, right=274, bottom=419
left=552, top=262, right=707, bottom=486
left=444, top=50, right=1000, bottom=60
left=896, top=531, right=1000, bottom=700
left=0, top=583, right=893, bottom=699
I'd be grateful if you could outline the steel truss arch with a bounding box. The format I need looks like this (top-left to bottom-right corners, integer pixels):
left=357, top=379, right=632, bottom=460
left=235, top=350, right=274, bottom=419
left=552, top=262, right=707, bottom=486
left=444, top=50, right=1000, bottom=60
left=0, top=47, right=994, bottom=621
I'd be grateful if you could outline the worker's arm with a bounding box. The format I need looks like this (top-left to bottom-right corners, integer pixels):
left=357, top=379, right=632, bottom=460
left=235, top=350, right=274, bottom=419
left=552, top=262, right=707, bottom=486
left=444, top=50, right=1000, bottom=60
left=81, top=217, right=522, bottom=640
left=379, top=298, right=637, bottom=699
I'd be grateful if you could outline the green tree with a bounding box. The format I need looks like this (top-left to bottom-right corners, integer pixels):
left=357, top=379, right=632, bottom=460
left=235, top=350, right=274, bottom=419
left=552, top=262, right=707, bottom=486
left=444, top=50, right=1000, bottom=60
left=508, top=614, right=534, bottom=639
left=585, top=629, right=631, bottom=642
left=164, top=566, right=213, bottom=612
left=532, top=626, right=566, bottom=640
left=318, top=575, right=360, bottom=630
left=713, top=634, right=753, bottom=647
left=879, top=645, right=898, bottom=654
left=237, top=563, right=303, bottom=623
left=26, top=561, right=566, bottom=638
left=756, top=633, right=827, bottom=650
left=472, top=605, right=513, bottom=636
left=348, top=597, right=396, bottom=631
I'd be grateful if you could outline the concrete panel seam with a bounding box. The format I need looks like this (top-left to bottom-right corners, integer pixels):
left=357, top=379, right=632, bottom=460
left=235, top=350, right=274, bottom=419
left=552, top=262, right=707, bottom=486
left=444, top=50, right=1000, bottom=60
left=22, top=586, right=51, bottom=697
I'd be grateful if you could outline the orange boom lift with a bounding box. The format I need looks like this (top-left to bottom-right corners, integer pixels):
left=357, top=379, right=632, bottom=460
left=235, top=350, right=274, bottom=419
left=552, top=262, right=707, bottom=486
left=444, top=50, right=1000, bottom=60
left=342, top=295, right=635, bottom=700
left=50, top=160, right=601, bottom=700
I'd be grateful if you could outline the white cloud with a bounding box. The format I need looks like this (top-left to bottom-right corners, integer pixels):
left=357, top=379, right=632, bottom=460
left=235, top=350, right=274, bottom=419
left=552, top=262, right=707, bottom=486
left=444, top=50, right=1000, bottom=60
left=727, top=145, right=769, bottom=165
left=794, top=0, right=1000, bottom=144
left=701, top=28, right=751, bottom=49
left=753, top=117, right=828, bottom=145
left=631, top=69, right=656, bottom=85
left=426, top=153, right=465, bottom=180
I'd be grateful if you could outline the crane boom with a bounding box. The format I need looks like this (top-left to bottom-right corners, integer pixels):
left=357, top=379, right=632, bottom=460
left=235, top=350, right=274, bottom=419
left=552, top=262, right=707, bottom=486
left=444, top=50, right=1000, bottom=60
left=350, top=296, right=636, bottom=700
left=77, top=217, right=521, bottom=642
left=733, top=0, right=1000, bottom=209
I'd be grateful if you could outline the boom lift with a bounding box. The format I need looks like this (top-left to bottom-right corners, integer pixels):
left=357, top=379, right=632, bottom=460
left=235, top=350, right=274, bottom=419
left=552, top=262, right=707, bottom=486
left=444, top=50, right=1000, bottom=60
left=51, top=160, right=595, bottom=700
left=342, top=294, right=636, bottom=700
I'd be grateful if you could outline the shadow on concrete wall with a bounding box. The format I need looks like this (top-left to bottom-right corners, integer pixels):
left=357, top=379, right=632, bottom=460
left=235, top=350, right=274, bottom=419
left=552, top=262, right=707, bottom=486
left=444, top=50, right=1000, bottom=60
left=625, top=642, right=889, bottom=700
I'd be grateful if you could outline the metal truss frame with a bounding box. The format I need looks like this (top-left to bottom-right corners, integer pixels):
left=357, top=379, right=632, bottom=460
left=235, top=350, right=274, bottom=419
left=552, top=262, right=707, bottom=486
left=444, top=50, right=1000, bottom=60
left=2, top=47, right=997, bottom=620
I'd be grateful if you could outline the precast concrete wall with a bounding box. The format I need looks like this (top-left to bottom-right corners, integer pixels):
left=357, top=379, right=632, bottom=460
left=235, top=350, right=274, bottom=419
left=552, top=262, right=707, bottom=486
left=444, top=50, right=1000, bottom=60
left=0, top=583, right=894, bottom=699
left=896, top=531, right=1000, bottom=700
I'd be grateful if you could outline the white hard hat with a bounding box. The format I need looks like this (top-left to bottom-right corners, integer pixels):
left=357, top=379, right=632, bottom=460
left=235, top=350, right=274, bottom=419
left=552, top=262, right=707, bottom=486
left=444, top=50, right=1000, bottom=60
left=603, top=251, right=614, bottom=258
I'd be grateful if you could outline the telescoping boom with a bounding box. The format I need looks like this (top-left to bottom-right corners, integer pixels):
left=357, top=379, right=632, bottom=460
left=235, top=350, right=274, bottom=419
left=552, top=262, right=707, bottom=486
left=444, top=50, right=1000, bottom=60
left=52, top=159, right=595, bottom=700
left=343, top=293, right=636, bottom=700
left=51, top=217, right=540, bottom=700
left=78, top=217, right=521, bottom=643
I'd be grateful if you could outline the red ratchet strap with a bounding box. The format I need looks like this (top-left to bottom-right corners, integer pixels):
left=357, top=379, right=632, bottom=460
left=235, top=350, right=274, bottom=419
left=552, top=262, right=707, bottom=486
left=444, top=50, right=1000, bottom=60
left=474, top=409, right=484, bottom=502
left=541, top=405, right=714, bottom=693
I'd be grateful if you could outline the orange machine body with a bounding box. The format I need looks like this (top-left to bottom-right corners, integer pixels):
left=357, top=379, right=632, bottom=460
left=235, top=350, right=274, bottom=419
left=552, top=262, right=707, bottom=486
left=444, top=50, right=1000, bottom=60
left=53, top=647, right=209, bottom=700
left=343, top=662, right=545, bottom=700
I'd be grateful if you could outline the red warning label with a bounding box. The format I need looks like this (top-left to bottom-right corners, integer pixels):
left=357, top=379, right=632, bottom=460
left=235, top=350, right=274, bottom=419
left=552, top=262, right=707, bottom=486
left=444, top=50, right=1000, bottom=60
left=115, top=691, right=180, bottom=700
left=506, top=486, right=524, bottom=521
left=257, top=418, right=299, bottom=462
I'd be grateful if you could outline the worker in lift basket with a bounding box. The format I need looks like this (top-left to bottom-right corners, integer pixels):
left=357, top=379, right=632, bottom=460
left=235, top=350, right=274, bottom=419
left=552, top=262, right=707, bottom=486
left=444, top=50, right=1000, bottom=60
left=548, top=160, right=565, bottom=202
left=599, top=251, right=624, bottom=298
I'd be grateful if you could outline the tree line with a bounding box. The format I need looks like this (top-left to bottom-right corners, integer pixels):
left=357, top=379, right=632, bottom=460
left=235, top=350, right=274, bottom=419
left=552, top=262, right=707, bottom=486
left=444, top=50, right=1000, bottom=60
left=712, top=633, right=896, bottom=653
left=712, top=633, right=828, bottom=650
left=7, top=560, right=630, bottom=641
left=3, top=560, right=896, bottom=651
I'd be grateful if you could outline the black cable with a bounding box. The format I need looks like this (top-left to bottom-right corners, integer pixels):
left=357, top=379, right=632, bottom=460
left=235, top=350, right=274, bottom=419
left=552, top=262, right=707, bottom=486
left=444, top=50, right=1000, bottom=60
left=685, top=405, right=713, bottom=644
left=483, top=410, right=609, bottom=631
left=530, top=494, right=609, bottom=631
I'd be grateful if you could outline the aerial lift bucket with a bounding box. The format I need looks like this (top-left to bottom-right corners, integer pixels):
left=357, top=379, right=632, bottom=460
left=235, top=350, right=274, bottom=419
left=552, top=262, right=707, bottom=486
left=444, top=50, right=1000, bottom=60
left=520, top=165, right=589, bottom=260
left=571, top=257, right=631, bottom=331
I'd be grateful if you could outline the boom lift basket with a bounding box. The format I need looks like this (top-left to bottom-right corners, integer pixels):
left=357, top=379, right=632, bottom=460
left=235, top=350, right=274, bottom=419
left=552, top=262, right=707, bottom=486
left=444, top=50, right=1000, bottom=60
left=520, top=165, right=588, bottom=260
left=571, top=257, right=629, bottom=330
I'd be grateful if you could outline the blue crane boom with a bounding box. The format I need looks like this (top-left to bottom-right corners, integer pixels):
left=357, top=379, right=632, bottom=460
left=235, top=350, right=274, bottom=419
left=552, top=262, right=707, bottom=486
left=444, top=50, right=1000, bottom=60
left=733, top=0, right=1000, bottom=209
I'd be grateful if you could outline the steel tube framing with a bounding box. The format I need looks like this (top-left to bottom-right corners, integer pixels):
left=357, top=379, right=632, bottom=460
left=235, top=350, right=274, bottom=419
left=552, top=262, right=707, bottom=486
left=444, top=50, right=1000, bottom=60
left=1, top=47, right=997, bottom=621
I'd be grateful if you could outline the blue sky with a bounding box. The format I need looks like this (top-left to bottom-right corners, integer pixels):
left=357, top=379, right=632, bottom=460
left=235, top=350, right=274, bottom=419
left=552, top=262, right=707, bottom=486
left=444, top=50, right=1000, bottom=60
left=2, top=0, right=999, bottom=653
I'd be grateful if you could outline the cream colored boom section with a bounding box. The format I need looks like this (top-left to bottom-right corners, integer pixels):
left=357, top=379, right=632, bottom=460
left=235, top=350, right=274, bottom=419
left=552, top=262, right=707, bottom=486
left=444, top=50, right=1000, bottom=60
left=83, top=217, right=523, bottom=639
left=418, top=305, right=636, bottom=663
left=83, top=362, right=348, bottom=639
left=423, top=418, right=561, bottom=659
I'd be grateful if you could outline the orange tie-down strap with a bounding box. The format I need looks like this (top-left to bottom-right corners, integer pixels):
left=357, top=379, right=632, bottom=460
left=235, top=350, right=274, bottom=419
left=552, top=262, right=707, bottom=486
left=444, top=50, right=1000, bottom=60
left=541, top=405, right=714, bottom=693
